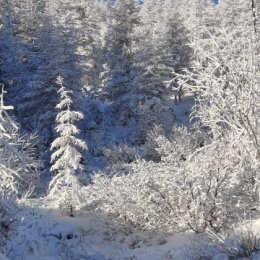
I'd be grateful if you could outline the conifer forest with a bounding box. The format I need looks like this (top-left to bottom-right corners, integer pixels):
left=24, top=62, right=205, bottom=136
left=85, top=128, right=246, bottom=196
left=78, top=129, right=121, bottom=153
left=0, top=0, right=260, bottom=259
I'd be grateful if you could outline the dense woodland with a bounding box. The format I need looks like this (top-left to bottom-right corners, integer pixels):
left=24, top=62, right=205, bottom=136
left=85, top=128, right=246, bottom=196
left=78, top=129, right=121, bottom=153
left=0, top=0, right=260, bottom=259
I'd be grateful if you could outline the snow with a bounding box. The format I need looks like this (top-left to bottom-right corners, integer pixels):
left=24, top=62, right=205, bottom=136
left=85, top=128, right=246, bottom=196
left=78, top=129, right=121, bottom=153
left=14, top=202, right=257, bottom=260
left=7, top=198, right=194, bottom=260
left=252, top=254, right=260, bottom=260
left=27, top=257, right=62, bottom=260
left=0, top=254, right=9, bottom=260
left=1, top=0, right=260, bottom=259
left=212, top=253, right=229, bottom=260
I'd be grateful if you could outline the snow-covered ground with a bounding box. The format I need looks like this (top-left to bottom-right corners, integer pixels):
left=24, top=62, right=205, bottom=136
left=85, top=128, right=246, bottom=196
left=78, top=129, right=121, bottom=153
left=3, top=198, right=260, bottom=260
left=3, top=198, right=195, bottom=260
left=0, top=253, right=9, bottom=260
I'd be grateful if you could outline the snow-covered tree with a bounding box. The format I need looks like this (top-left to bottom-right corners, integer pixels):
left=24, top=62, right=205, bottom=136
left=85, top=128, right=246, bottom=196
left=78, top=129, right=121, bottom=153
left=0, top=2, right=59, bottom=163
left=100, top=0, right=141, bottom=100
left=49, top=76, right=87, bottom=213
left=165, top=0, right=260, bottom=223
left=134, top=0, right=192, bottom=100
left=97, top=0, right=180, bottom=147
left=0, top=86, right=39, bottom=199
left=175, top=0, right=260, bottom=185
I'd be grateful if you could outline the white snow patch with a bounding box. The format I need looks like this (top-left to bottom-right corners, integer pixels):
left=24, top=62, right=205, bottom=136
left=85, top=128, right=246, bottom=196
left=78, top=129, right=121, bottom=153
left=0, top=254, right=9, bottom=260
left=9, top=198, right=195, bottom=260
left=252, top=253, right=260, bottom=260
left=212, top=253, right=229, bottom=260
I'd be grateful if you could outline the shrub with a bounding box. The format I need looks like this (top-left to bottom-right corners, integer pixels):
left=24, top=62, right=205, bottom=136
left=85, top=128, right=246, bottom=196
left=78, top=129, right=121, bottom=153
left=181, top=220, right=260, bottom=260
left=85, top=127, right=253, bottom=234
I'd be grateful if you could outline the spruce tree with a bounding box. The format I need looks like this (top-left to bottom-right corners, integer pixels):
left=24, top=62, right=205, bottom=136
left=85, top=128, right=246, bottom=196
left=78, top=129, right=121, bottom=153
left=49, top=76, right=87, bottom=213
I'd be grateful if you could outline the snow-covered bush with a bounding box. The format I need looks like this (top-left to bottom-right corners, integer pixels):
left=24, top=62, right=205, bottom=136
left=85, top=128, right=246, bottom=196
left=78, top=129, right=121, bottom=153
left=85, top=126, right=251, bottom=233
left=135, top=97, right=176, bottom=135
left=184, top=220, right=260, bottom=260
left=0, top=88, right=39, bottom=198
left=174, top=137, right=241, bottom=232
left=176, top=0, right=260, bottom=194
left=102, top=144, right=138, bottom=165
left=141, top=125, right=166, bottom=162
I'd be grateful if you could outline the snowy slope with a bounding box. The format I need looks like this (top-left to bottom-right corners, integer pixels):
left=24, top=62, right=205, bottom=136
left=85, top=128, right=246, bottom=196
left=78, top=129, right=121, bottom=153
left=7, top=198, right=260, bottom=260
left=6, top=198, right=193, bottom=260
